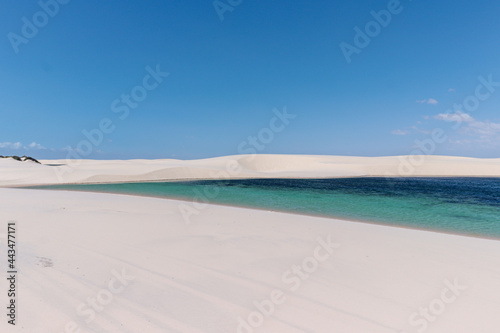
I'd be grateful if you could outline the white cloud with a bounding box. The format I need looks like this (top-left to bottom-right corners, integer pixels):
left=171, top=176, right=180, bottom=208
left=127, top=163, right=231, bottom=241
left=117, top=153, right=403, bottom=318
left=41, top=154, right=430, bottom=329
left=391, top=129, right=409, bottom=135
left=465, top=120, right=500, bottom=140
left=11, top=142, right=23, bottom=149
left=434, top=112, right=500, bottom=145
left=0, top=142, right=23, bottom=149
left=448, top=88, right=455, bottom=92
left=28, top=142, right=46, bottom=150
left=0, top=141, right=47, bottom=150
left=434, top=111, right=473, bottom=123
left=416, top=98, right=439, bottom=105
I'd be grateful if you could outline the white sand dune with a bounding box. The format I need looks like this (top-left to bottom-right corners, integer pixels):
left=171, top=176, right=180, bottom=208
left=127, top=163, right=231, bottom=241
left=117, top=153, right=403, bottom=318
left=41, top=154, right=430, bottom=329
left=1, top=154, right=500, bottom=187
left=0, top=155, right=499, bottom=332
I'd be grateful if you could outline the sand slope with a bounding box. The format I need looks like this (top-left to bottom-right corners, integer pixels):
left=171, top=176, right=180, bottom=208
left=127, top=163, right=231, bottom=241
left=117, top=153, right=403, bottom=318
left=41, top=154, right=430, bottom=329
left=0, top=188, right=499, bottom=332
left=1, top=154, right=500, bottom=187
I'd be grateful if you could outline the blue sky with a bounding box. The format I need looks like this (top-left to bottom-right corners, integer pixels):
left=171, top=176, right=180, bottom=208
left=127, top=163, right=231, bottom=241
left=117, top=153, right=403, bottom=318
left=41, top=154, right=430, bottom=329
left=1, top=0, right=500, bottom=159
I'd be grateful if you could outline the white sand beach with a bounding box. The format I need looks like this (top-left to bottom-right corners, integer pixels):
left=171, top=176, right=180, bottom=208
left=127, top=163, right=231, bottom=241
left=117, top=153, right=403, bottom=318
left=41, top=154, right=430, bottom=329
left=1, top=155, right=500, bottom=332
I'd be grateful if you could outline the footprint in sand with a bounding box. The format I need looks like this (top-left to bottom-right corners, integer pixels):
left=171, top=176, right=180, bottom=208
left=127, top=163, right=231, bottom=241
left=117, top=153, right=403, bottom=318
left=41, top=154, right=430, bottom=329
left=36, top=257, right=54, bottom=267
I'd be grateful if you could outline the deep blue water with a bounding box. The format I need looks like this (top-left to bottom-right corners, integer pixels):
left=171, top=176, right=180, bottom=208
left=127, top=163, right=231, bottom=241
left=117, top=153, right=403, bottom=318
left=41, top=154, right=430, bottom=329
left=29, top=177, right=500, bottom=238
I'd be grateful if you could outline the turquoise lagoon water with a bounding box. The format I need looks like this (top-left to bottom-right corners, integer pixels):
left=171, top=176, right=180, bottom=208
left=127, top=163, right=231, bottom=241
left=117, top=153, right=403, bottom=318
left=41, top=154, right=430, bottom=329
left=29, top=178, right=500, bottom=238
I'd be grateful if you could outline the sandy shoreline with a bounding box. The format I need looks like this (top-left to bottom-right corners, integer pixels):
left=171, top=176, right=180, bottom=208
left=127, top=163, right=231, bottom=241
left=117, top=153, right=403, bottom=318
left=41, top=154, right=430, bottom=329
left=5, top=173, right=500, bottom=189
left=18, top=185, right=500, bottom=242
left=1, top=155, right=499, bottom=332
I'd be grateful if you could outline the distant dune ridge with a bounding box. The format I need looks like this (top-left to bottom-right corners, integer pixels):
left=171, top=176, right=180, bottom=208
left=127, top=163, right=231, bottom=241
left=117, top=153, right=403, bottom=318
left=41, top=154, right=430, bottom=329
left=1, top=154, right=500, bottom=187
